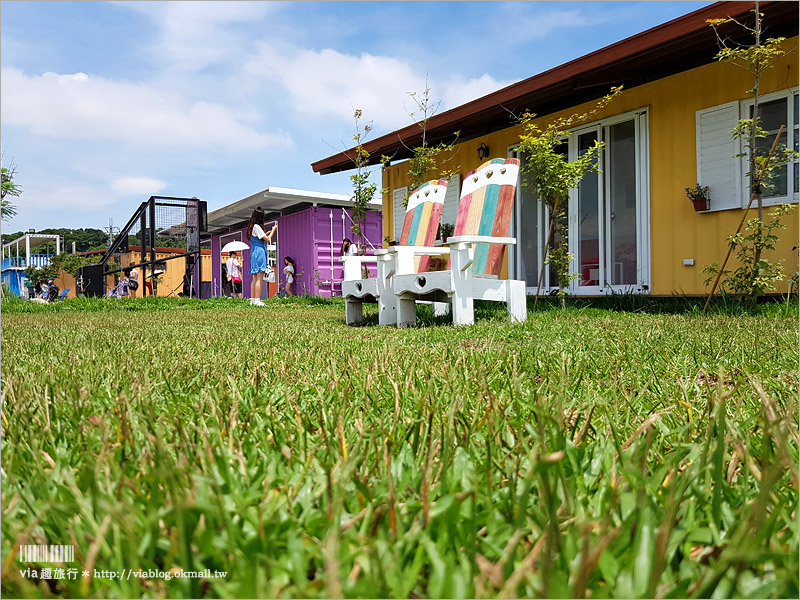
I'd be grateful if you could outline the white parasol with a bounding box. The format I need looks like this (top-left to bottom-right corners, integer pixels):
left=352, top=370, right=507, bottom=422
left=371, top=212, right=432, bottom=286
left=221, top=240, right=250, bottom=253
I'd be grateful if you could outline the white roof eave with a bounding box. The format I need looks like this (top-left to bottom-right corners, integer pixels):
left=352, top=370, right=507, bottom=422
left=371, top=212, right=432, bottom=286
left=2, top=233, right=61, bottom=251
left=205, top=186, right=380, bottom=232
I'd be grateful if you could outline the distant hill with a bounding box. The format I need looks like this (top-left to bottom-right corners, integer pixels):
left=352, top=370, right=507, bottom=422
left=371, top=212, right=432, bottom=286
left=1, top=227, right=108, bottom=253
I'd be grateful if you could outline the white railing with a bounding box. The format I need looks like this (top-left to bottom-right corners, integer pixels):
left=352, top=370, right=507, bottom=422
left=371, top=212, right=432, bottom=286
left=1, top=255, right=54, bottom=270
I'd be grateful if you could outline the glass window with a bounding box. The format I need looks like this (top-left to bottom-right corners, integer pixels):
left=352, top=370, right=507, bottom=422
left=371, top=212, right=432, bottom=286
left=794, top=94, right=799, bottom=194
left=608, top=120, right=638, bottom=286
left=747, top=93, right=799, bottom=200
left=577, top=131, right=600, bottom=286
left=751, top=98, right=788, bottom=197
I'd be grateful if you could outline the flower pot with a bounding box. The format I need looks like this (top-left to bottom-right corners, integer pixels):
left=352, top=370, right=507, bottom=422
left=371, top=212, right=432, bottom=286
left=692, top=197, right=709, bottom=211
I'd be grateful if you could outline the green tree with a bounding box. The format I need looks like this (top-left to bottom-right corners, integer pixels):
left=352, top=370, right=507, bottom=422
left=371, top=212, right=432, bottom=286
left=703, top=203, right=794, bottom=298
left=517, top=87, right=622, bottom=309
left=345, top=109, right=377, bottom=257
left=24, top=251, right=96, bottom=283
left=1, top=156, right=22, bottom=222
left=708, top=6, right=795, bottom=222
left=399, top=82, right=458, bottom=205
left=1, top=227, right=108, bottom=253
left=704, top=3, right=798, bottom=306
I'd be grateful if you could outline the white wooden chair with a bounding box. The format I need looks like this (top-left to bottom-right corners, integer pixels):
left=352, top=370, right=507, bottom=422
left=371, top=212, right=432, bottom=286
left=391, top=158, right=527, bottom=327
left=341, top=179, right=448, bottom=325
left=341, top=253, right=380, bottom=324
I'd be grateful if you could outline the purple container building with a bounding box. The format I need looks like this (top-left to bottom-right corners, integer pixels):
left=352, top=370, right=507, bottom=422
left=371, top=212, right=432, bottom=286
left=205, top=187, right=382, bottom=298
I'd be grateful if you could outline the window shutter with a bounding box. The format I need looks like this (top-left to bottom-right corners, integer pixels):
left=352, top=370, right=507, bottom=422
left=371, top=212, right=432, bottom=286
left=696, top=101, right=742, bottom=211
left=392, top=187, right=407, bottom=242
left=441, top=173, right=461, bottom=229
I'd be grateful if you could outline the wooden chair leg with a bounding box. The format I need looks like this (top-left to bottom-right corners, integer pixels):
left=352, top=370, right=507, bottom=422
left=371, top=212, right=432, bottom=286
left=377, top=254, right=396, bottom=326
left=377, top=277, right=396, bottom=327
left=345, top=298, right=363, bottom=325
left=507, top=279, right=527, bottom=323
left=451, top=295, right=474, bottom=326
left=433, top=302, right=450, bottom=317
left=451, top=245, right=474, bottom=326
left=378, top=295, right=396, bottom=326
left=396, top=294, right=417, bottom=328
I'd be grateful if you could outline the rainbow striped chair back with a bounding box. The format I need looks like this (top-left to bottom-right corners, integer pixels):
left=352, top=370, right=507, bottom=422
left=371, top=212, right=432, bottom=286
left=342, top=178, right=448, bottom=326
left=453, top=158, right=519, bottom=276
left=392, top=157, right=525, bottom=327
left=398, top=179, right=448, bottom=272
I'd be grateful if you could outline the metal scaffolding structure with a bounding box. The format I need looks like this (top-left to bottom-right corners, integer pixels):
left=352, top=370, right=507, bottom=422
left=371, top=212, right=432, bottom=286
left=79, top=196, right=207, bottom=297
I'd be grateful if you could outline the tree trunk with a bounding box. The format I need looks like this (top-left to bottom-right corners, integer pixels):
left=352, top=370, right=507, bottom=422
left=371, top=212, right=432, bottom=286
left=752, top=2, right=764, bottom=294
left=533, top=215, right=555, bottom=311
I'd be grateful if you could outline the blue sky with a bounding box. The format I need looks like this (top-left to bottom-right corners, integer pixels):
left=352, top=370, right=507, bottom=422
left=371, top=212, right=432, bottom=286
left=1, top=1, right=710, bottom=232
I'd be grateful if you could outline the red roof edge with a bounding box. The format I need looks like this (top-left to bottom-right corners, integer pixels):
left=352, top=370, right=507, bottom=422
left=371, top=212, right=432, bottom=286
left=78, top=246, right=212, bottom=256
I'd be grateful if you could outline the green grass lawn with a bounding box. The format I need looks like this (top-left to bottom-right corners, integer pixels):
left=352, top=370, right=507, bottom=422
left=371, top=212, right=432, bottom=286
left=1, top=296, right=798, bottom=598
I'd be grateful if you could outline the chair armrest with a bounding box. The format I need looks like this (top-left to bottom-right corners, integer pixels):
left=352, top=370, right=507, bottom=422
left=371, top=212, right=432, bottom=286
left=339, top=255, right=378, bottom=263
left=341, top=255, right=378, bottom=280
left=446, top=235, right=516, bottom=246
left=377, top=246, right=451, bottom=256
left=392, top=245, right=451, bottom=275
left=393, top=245, right=451, bottom=257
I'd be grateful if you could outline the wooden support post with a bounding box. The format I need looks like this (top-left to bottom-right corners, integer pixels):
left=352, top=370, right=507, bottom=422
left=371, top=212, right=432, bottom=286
left=533, top=196, right=561, bottom=311
left=703, top=125, right=785, bottom=313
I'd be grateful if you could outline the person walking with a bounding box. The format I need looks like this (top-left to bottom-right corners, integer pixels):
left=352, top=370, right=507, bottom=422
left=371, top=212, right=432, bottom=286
left=246, top=207, right=277, bottom=306
left=226, top=251, right=243, bottom=298
left=283, top=256, right=295, bottom=296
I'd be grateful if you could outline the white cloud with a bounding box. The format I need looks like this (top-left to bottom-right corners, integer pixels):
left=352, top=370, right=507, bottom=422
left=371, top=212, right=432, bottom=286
left=114, top=1, right=275, bottom=73
left=20, top=181, right=118, bottom=213
left=5, top=170, right=172, bottom=230
left=110, top=177, right=166, bottom=196
left=1, top=67, right=291, bottom=152
left=245, top=45, right=428, bottom=130
left=111, top=2, right=515, bottom=135
left=442, top=74, right=517, bottom=112
left=243, top=43, right=517, bottom=133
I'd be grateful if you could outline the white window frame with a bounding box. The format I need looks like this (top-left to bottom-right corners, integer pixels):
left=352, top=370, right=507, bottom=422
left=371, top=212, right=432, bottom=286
left=507, top=107, right=651, bottom=295
left=391, top=187, right=408, bottom=243
left=570, top=109, right=651, bottom=295
left=696, top=101, right=743, bottom=212
left=740, top=88, right=799, bottom=207
left=441, top=173, right=461, bottom=233
left=508, top=143, right=552, bottom=293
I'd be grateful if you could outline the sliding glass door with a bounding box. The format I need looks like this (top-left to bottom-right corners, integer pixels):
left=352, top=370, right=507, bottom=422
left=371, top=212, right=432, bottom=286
left=573, top=128, right=603, bottom=293
left=511, top=109, right=650, bottom=295
left=606, top=118, right=640, bottom=289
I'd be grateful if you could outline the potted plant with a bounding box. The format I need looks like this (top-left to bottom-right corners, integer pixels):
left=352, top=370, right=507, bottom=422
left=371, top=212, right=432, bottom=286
left=440, top=222, right=454, bottom=242
left=686, top=183, right=710, bottom=211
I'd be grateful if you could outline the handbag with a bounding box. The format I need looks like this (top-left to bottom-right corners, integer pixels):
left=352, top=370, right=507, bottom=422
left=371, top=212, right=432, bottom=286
left=128, top=280, right=139, bottom=291
left=231, top=275, right=242, bottom=284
